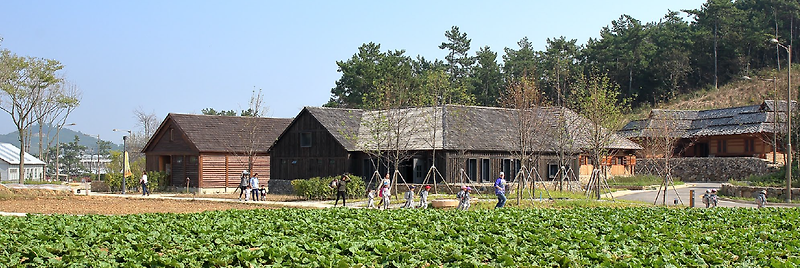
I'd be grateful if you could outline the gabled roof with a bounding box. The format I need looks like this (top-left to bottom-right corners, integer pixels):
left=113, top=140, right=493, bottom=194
left=304, top=107, right=363, bottom=151
left=620, top=100, right=796, bottom=139
left=296, top=105, right=641, bottom=153
left=0, top=143, right=45, bottom=165
left=142, top=113, right=292, bottom=153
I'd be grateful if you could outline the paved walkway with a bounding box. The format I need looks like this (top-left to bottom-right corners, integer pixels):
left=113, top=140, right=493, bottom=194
left=614, top=182, right=799, bottom=208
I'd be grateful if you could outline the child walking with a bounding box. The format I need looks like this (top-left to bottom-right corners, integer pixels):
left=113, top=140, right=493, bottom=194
left=366, top=189, right=376, bottom=209
left=456, top=186, right=467, bottom=210
left=756, top=190, right=767, bottom=208
left=403, top=186, right=415, bottom=208
left=418, top=185, right=430, bottom=209
left=461, top=187, right=472, bottom=211
left=381, top=183, right=391, bottom=210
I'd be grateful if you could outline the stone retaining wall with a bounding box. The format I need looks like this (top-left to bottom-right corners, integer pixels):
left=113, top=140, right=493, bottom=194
left=636, top=157, right=776, bottom=182
left=719, top=183, right=800, bottom=201
left=268, top=179, right=295, bottom=195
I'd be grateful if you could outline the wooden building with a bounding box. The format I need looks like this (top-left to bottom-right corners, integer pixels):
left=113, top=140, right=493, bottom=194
left=270, top=105, right=641, bottom=188
left=620, top=100, right=795, bottom=162
left=141, top=113, right=292, bottom=193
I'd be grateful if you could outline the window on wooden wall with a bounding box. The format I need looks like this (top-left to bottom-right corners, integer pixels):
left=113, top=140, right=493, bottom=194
left=745, top=139, right=755, bottom=153
left=717, top=140, right=727, bottom=153
left=300, top=132, right=312, bottom=147
left=548, top=164, right=558, bottom=179
left=481, top=159, right=490, bottom=182
left=466, top=159, right=477, bottom=182
left=169, top=128, right=174, bottom=142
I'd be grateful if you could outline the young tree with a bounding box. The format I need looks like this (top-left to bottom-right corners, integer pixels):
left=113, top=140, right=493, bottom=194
left=0, top=48, right=65, bottom=183
left=500, top=74, right=549, bottom=205
left=571, top=73, right=630, bottom=199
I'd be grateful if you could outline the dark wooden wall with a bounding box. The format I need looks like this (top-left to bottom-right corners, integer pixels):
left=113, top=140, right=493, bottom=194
left=271, top=112, right=350, bottom=180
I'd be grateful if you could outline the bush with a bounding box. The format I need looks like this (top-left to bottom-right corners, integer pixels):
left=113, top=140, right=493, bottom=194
left=145, top=171, right=169, bottom=192
left=745, top=165, right=800, bottom=188
left=291, top=175, right=364, bottom=200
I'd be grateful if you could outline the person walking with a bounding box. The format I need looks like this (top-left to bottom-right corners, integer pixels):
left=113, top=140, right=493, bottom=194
left=756, top=190, right=767, bottom=208
left=456, top=186, right=467, bottom=210
left=418, top=185, right=430, bottom=209
left=238, top=170, right=249, bottom=201
left=402, top=186, right=415, bottom=208
left=710, top=189, right=719, bottom=208
left=461, top=187, right=472, bottom=211
left=380, top=182, right=391, bottom=210
left=140, top=173, right=150, bottom=196
left=367, top=189, right=376, bottom=209
left=250, top=173, right=260, bottom=202
left=334, top=175, right=349, bottom=207
left=495, top=172, right=507, bottom=208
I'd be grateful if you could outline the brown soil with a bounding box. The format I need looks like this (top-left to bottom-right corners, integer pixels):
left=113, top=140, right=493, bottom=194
left=0, top=195, right=275, bottom=215
left=0, top=185, right=289, bottom=215
left=0, top=196, right=276, bottom=215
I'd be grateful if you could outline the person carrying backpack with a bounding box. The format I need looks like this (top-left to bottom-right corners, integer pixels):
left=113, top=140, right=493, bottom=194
left=756, top=190, right=767, bottom=208
left=334, top=175, right=349, bottom=207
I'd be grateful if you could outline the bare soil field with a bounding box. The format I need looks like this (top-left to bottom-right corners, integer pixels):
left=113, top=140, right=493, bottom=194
left=0, top=185, right=289, bottom=215
left=0, top=195, right=277, bottom=215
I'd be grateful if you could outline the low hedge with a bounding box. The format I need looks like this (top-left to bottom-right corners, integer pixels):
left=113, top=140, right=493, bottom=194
left=291, top=175, right=365, bottom=200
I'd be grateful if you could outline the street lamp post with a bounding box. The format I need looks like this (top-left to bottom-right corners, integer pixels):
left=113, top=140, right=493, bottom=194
left=113, top=129, right=132, bottom=194
left=772, top=38, right=792, bottom=202
left=55, top=123, right=76, bottom=182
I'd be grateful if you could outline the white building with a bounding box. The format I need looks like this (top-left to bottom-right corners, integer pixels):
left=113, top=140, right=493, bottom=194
left=0, top=143, right=46, bottom=182
left=80, top=154, right=111, bottom=175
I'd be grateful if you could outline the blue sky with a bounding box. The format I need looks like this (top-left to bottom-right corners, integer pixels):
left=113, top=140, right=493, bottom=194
left=0, top=0, right=706, bottom=145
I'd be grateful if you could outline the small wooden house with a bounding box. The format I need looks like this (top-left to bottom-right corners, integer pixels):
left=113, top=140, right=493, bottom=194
left=270, top=105, right=641, bottom=189
left=141, top=113, right=292, bottom=193
left=620, top=100, right=794, bottom=162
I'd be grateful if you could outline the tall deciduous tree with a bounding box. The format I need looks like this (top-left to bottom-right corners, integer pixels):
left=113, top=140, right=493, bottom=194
left=0, top=47, right=66, bottom=183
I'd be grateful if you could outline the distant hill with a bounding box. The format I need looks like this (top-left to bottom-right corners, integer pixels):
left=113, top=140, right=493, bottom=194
left=0, top=125, right=122, bottom=155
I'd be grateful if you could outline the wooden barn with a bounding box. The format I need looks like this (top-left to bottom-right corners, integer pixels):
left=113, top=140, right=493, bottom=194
left=269, top=105, right=641, bottom=190
left=620, top=100, right=795, bottom=162
left=141, top=113, right=292, bottom=193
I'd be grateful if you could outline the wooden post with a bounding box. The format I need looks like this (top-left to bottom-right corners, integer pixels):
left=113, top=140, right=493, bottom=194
left=689, top=190, right=695, bottom=208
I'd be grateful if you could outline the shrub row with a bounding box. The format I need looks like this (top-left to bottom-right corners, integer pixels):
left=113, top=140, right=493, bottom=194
left=291, top=175, right=365, bottom=200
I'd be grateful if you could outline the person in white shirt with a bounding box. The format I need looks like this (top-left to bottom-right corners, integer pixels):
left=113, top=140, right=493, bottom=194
left=250, top=173, right=260, bottom=201
left=140, top=173, right=150, bottom=196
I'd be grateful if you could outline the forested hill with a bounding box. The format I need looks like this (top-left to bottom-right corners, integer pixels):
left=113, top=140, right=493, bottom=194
left=325, top=0, right=799, bottom=113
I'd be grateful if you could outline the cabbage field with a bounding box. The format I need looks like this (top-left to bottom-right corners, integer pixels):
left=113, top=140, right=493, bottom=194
left=1, top=208, right=798, bottom=267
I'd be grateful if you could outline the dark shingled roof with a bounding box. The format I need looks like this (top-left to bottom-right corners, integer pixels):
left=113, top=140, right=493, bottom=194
left=304, top=107, right=363, bottom=150
left=302, top=105, right=641, bottom=152
left=144, top=113, right=293, bottom=153
left=620, top=100, right=796, bottom=139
